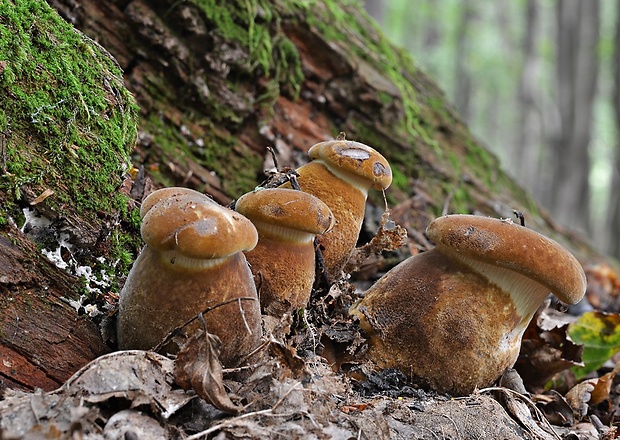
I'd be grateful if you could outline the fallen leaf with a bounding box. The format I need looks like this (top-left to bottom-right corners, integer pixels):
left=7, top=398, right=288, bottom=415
left=533, top=390, right=575, bottom=427
left=340, top=403, right=368, bottom=414
left=568, top=311, right=620, bottom=378
left=591, top=364, right=619, bottom=405
left=173, top=329, right=245, bottom=414
left=0, top=351, right=193, bottom=437
left=565, top=381, right=595, bottom=419
left=104, top=409, right=168, bottom=438
left=515, top=304, right=583, bottom=389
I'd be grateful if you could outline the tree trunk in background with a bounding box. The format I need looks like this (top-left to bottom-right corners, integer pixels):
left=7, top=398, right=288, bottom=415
left=549, top=0, right=600, bottom=234
left=486, top=0, right=517, bottom=156
left=454, top=0, right=475, bottom=123
left=515, top=0, right=543, bottom=192
left=610, top=0, right=620, bottom=259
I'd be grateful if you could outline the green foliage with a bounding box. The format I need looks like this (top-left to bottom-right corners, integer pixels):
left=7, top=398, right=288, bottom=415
left=568, top=311, right=620, bottom=378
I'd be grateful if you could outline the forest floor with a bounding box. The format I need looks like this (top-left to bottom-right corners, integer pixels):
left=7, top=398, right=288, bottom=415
left=1, top=215, right=619, bottom=440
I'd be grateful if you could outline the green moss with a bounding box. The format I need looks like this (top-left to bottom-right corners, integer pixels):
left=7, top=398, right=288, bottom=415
left=189, top=0, right=304, bottom=102
left=303, top=2, right=438, bottom=149
left=0, top=0, right=138, bottom=219
left=0, top=1, right=140, bottom=295
left=142, top=111, right=262, bottom=197
left=390, top=167, right=409, bottom=193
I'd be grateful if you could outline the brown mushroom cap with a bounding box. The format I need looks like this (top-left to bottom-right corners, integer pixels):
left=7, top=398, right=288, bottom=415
left=235, top=188, right=335, bottom=240
left=426, top=214, right=587, bottom=305
left=308, top=140, right=392, bottom=192
left=140, top=187, right=258, bottom=261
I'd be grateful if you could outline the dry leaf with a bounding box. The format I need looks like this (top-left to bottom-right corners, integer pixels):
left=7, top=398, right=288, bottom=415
left=590, top=366, right=618, bottom=406
left=565, top=381, right=595, bottom=419
left=173, top=329, right=245, bottom=414
left=515, top=303, right=583, bottom=390
left=344, top=210, right=407, bottom=274
left=0, top=351, right=193, bottom=437
left=499, top=390, right=558, bottom=440
left=340, top=403, right=368, bottom=414
left=104, top=409, right=168, bottom=439
left=29, top=188, right=54, bottom=205
left=533, top=390, right=575, bottom=427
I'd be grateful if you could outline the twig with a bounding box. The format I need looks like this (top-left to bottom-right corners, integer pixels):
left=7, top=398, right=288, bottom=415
left=267, top=146, right=279, bottom=170
left=152, top=296, right=258, bottom=351
left=513, top=209, right=525, bottom=227
left=234, top=337, right=271, bottom=367
left=477, top=387, right=561, bottom=440
left=442, top=185, right=457, bottom=216
left=184, top=408, right=274, bottom=440
left=289, top=173, right=301, bottom=191
left=238, top=298, right=252, bottom=335
left=439, top=412, right=459, bottom=437
left=312, top=238, right=330, bottom=290
left=272, top=382, right=303, bottom=411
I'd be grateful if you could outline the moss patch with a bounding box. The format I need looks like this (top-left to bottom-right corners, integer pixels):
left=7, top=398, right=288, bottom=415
left=0, top=0, right=138, bottom=216
left=0, top=1, right=139, bottom=292
left=190, top=0, right=304, bottom=101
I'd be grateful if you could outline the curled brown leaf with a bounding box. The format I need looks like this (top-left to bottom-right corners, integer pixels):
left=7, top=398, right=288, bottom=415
left=173, top=329, right=245, bottom=414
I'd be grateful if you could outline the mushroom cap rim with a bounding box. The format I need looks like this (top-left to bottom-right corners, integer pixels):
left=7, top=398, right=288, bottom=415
left=140, top=187, right=258, bottom=260
left=308, top=139, right=392, bottom=190
left=235, top=187, right=335, bottom=235
left=425, top=214, right=587, bottom=305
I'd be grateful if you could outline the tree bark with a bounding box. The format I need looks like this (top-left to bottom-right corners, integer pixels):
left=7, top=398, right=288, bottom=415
left=0, top=0, right=135, bottom=391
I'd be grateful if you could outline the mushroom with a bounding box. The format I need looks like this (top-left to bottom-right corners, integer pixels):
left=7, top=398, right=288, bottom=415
left=349, top=214, right=587, bottom=395
left=235, top=188, right=335, bottom=316
left=117, top=187, right=262, bottom=368
left=284, top=137, right=392, bottom=279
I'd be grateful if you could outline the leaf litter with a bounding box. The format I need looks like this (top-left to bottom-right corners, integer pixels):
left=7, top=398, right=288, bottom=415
left=3, top=207, right=620, bottom=438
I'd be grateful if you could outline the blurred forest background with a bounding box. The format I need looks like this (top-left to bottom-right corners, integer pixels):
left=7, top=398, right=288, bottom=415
left=362, top=0, right=620, bottom=260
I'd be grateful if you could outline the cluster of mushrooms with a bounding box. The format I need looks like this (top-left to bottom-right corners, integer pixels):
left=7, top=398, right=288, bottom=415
left=117, top=137, right=587, bottom=396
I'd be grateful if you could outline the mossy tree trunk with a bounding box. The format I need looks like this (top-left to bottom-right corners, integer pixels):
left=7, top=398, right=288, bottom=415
left=0, top=0, right=613, bottom=393
left=47, top=0, right=606, bottom=259
left=0, top=1, right=137, bottom=391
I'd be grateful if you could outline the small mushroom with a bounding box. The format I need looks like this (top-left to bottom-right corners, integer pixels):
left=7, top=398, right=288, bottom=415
left=235, top=188, right=335, bottom=316
left=285, top=138, right=392, bottom=279
left=117, top=187, right=262, bottom=368
left=349, top=214, right=587, bottom=395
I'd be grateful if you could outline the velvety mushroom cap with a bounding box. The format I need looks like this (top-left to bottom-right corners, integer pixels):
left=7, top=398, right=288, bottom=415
left=308, top=140, right=392, bottom=192
left=426, top=214, right=587, bottom=306
left=140, top=187, right=258, bottom=261
left=235, top=188, right=335, bottom=242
